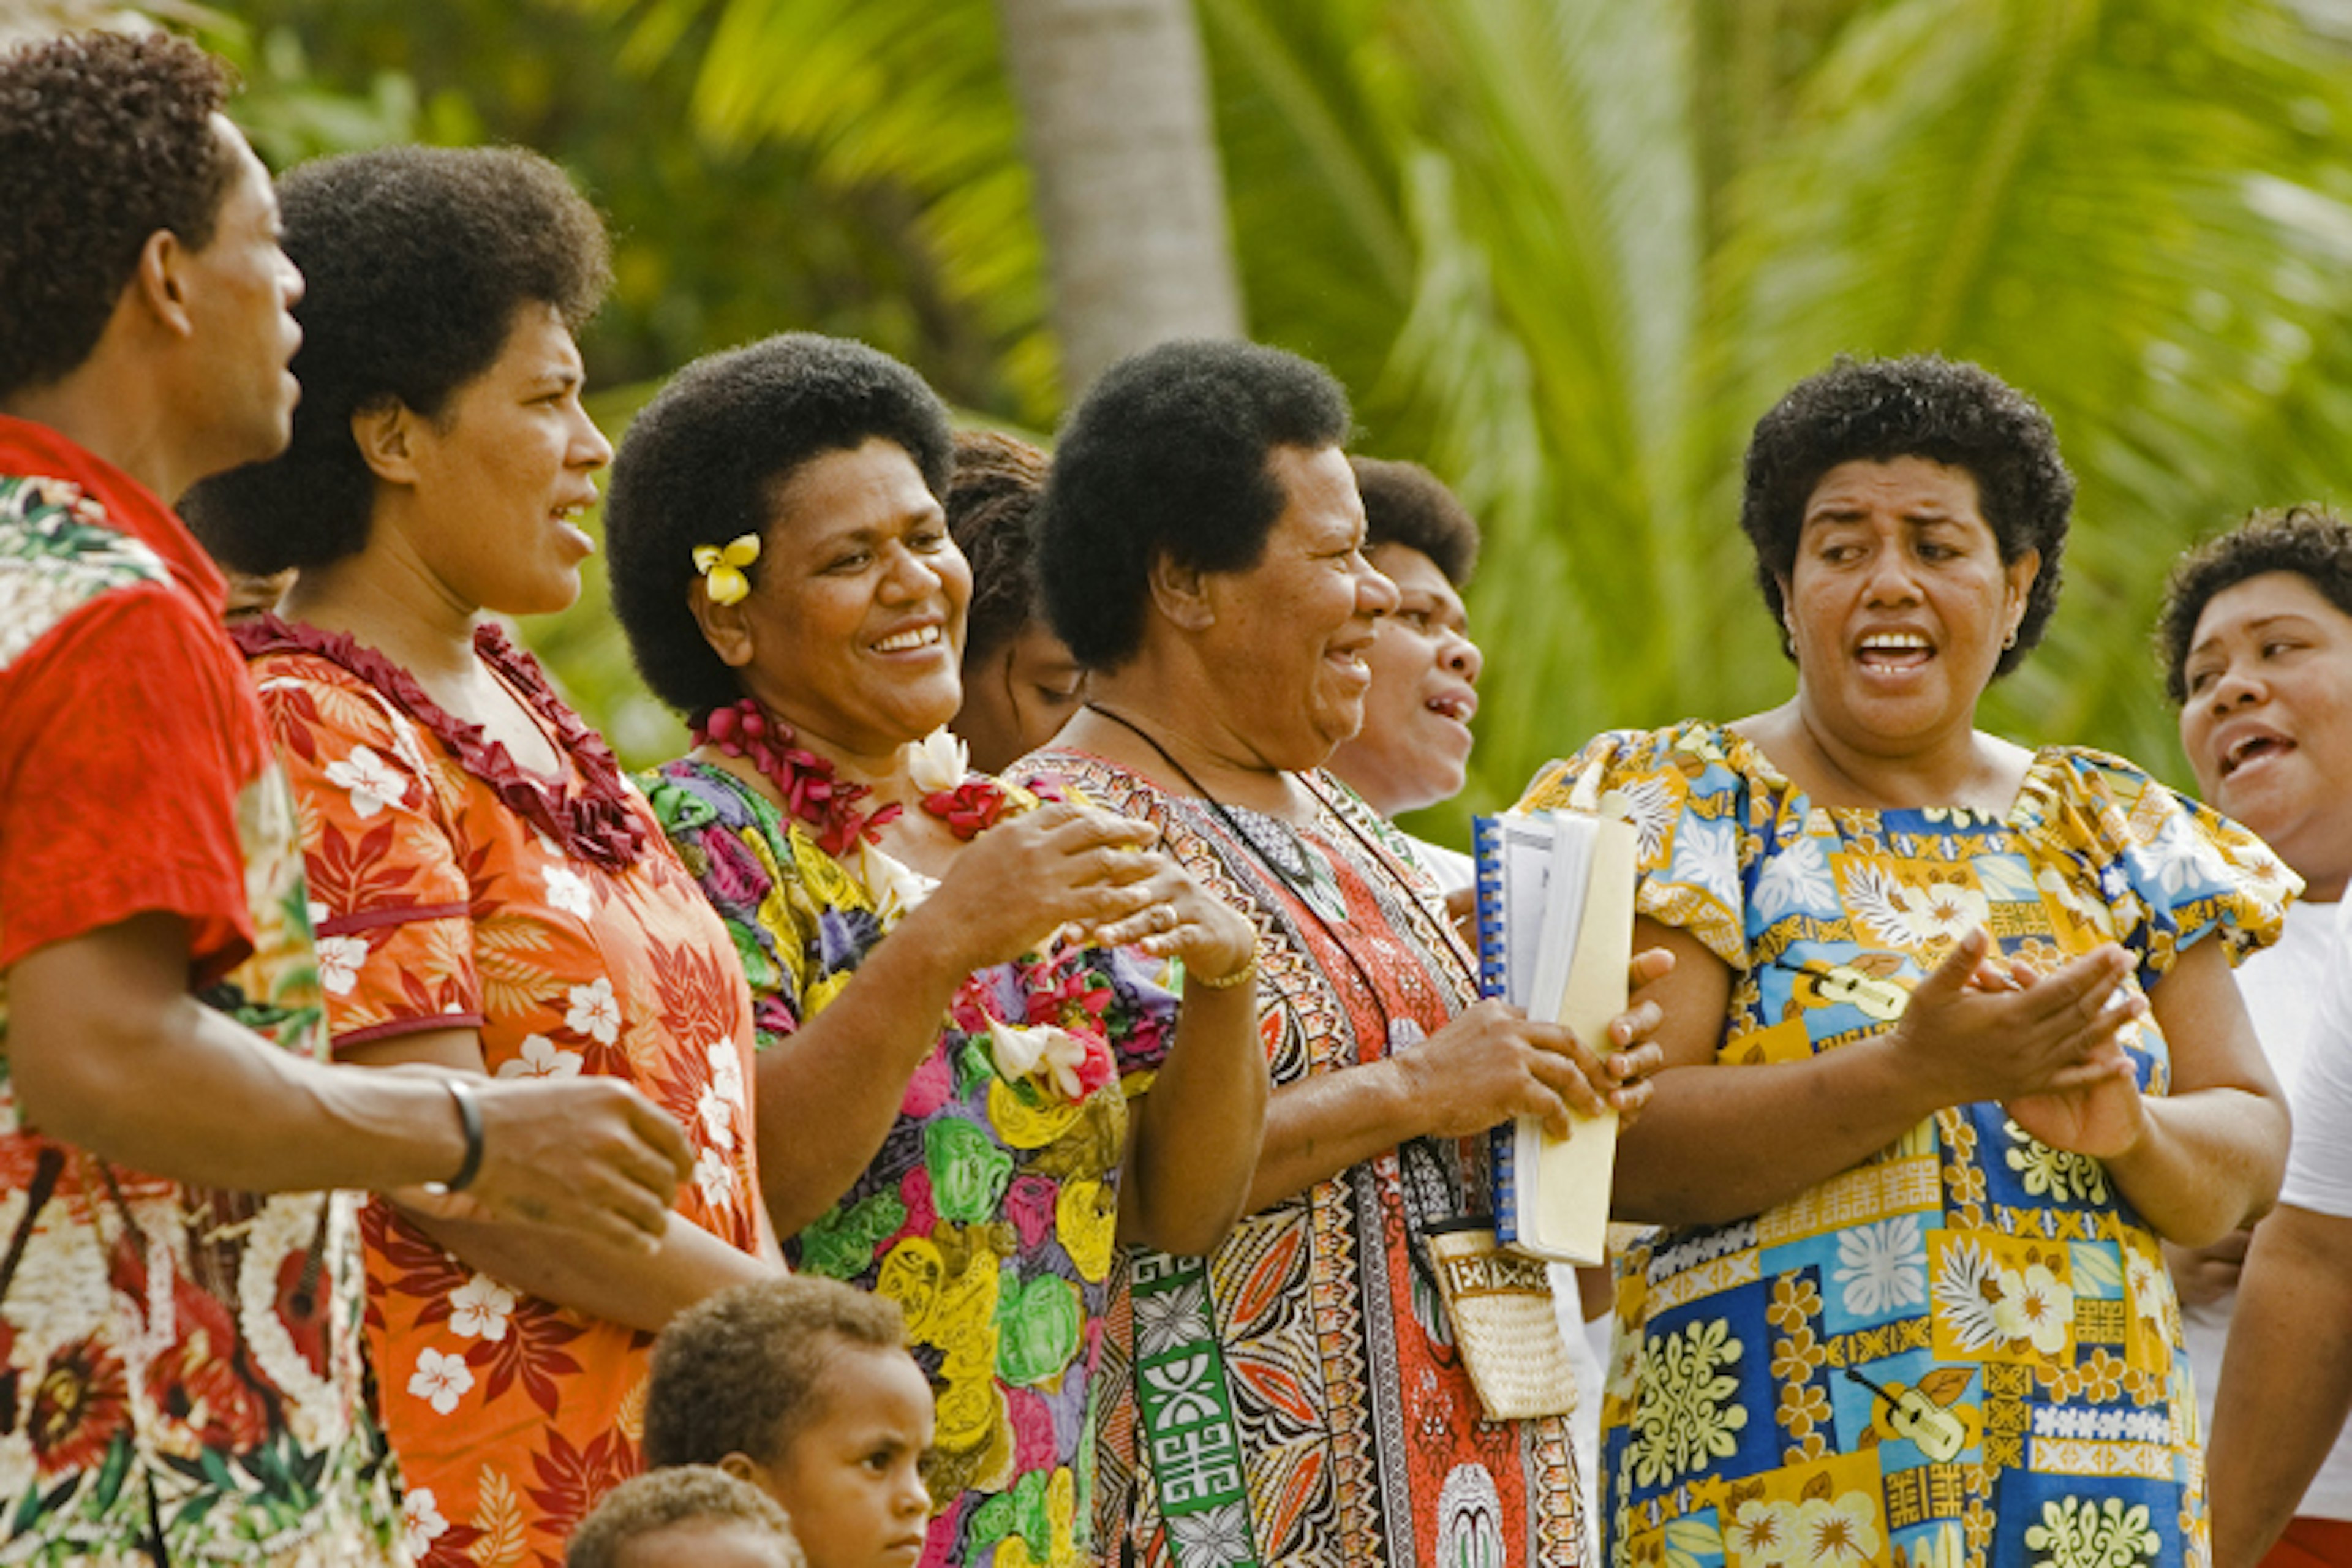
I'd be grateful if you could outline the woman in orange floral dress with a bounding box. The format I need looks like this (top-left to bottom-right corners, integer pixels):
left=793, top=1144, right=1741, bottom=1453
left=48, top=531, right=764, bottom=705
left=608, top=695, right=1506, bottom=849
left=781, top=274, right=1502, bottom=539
left=185, top=147, right=780, bottom=1567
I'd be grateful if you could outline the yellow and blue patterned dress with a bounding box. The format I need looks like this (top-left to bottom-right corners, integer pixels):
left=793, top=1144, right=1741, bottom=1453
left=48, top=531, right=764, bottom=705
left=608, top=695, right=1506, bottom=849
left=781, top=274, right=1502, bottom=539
left=1521, top=721, right=2293, bottom=1568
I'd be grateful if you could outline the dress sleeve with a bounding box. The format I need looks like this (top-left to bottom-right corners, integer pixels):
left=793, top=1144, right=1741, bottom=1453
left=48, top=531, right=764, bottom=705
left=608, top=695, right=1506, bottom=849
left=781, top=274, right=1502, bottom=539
left=2282, top=900, right=2352, bottom=1218
left=0, top=589, right=265, bottom=979
left=2028, top=750, right=2296, bottom=989
left=643, top=768, right=819, bottom=1049
left=249, top=662, right=484, bottom=1049
left=1517, top=723, right=1754, bottom=970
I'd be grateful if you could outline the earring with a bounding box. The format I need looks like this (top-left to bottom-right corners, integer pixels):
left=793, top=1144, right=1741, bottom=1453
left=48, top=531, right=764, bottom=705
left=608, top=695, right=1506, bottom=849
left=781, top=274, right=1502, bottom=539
left=2003, top=627, right=2019, bottom=650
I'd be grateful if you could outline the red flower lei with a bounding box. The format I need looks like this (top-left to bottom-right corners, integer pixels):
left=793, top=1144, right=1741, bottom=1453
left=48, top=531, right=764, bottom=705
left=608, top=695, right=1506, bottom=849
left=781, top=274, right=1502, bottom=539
left=691, top=699, right=1050, bottom=855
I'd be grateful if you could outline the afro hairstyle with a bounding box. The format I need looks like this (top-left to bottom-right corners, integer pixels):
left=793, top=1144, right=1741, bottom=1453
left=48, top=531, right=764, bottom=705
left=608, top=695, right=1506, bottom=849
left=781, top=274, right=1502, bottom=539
left=1036, top=338, right=1352, bottom=671
left=2158, top=503, right=2352, bottom=705
left=643, top=1276, right=911, bottom=1474
left=564, top=1466, right=802, bottom=1568
left=1350, top=456, right=1480, bottom=587
left=181, top=144, right=611, bottom=575
left=1740, top=354, right=2073, bottom=678
left=948, top=428, right=1053, bottom=665
left=0, top=30, right=236, bottom=398
left=603, top=333, right=956, bottom=719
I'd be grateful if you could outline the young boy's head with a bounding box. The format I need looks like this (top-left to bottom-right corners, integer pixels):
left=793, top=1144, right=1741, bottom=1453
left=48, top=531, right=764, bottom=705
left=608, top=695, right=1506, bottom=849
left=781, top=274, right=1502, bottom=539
left=565, top=1466, right=803, bottom=1568
left=646, top=1278, right=935, bottom=1568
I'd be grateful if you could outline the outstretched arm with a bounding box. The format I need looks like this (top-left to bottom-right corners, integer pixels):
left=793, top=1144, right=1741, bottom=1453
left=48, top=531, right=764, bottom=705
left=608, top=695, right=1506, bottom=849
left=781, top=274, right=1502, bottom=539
left=9, top=911, right=690, bottom=1250
left=346, top=1029, right=779, bottom=1335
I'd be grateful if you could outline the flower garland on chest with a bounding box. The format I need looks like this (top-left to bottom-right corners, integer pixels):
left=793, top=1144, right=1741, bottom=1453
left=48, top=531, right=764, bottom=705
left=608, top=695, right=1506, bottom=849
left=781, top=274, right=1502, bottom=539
left=693, top=701, right=1110, bottom=1099
left=232, top=613, right=648, bottom=870
left=690, top=698, right=1047, bottom=858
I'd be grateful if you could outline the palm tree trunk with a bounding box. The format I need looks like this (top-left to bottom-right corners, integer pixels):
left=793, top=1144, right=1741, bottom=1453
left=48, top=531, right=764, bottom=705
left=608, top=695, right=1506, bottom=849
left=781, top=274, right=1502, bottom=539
left=993, top=0, right=1246, bottom=397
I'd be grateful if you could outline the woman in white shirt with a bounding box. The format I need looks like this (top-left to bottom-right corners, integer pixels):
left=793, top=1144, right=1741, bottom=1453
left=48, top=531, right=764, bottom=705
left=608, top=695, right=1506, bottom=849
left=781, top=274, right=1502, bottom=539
left=2162, top=506, right=2352, bottom=1566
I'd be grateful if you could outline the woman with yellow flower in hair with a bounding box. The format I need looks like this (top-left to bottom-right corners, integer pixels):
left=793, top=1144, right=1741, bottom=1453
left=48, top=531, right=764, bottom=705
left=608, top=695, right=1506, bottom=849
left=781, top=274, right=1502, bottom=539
left=604, top=334, right=1270, bottom=1568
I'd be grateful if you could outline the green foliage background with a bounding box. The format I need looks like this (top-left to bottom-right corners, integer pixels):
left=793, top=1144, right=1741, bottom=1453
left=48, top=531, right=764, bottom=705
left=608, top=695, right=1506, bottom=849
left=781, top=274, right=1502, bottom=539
left=202, top=0, right=2352, bottom=845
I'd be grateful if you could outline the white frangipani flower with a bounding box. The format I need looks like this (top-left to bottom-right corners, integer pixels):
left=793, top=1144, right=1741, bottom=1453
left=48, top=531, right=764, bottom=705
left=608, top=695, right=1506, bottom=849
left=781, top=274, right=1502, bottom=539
left=905, top=727, right=970, bottom=794
left=987, top=1015, right=1089, bottom=1101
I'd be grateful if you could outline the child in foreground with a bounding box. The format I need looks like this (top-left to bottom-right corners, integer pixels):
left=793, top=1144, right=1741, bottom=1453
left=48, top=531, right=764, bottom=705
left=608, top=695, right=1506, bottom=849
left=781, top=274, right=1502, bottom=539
left=646, top=1278, right=935, bottom=1568
left=566, top=1467, right=804, bottom=1568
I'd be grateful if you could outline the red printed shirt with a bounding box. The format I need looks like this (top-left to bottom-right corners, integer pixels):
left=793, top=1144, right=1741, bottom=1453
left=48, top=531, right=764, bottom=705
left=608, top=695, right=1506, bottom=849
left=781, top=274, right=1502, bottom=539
left=0, top=415, right=403, bottom=1564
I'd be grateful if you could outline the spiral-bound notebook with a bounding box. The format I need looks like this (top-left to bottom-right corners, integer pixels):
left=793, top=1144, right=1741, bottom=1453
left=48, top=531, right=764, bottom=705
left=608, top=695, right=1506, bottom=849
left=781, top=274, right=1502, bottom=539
left=1473, top=809, right=1635, bottom=1264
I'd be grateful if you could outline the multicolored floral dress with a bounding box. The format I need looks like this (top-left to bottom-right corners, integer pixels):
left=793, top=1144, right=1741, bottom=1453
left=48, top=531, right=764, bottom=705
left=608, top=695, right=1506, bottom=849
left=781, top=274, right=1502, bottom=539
left=0, top=417, right=402, bottom=1565
left=238, top=619, right=769, bottom=1568
left=1520, top=722, right=2294, bottom=1568
left=1030, top=750, right=1586, bottom=1568
left=646, top=759, right=1178, bottom=1568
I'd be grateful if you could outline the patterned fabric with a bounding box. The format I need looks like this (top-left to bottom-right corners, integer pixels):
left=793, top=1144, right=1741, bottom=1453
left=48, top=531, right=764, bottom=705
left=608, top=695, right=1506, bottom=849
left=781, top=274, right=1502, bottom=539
left=1520, top=720, right=2294, bottom=1568
left=244, top=627, right=766, bottom=1568
left=646, top=759, right=1178, bottom=1568
left=1029, top=750, right=1586, bottom=1568
left=0, top=417, right=402, bottom=1566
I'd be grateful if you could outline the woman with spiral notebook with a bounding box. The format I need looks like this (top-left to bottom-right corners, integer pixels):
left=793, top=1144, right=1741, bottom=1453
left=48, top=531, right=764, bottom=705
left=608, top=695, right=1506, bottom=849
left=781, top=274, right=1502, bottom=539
left=1029, top=339, right=1672, bottom=1568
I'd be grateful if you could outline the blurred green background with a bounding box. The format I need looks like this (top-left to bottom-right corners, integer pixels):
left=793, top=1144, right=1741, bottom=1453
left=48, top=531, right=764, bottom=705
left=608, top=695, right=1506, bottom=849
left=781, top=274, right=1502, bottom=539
left=179, top=0, right=2352, bottom=843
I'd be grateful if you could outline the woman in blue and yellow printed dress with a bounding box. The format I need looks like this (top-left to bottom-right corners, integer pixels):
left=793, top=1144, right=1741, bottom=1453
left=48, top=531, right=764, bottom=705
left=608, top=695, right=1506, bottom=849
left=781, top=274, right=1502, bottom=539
left=599, top=333, right=1270, bottom=1568
left=1523, top=356, right=2294, bottom=1568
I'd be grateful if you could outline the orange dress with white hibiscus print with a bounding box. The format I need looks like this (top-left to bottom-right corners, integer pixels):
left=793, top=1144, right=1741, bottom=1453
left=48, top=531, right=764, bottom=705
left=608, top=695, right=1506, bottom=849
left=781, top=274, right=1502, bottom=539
left=236, top=616, right=769, bottom=1568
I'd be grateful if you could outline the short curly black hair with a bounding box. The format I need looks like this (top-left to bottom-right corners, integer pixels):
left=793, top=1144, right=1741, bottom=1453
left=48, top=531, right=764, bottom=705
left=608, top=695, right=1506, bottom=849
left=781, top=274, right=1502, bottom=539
left=2157, top=504, right=2352, bottom=705
left=1037, top=339, right=1353, bottom=670
left=949, top=428, right=1052, bottom=664
left=565, top=1466, right=802, bottom=1568
left=1741, top=355, right=2073, bottom=677
left=180, top=145, right=611, bottom=575
left=605, top=333, right=956, bottom=718
left=0, top=31, right=236, bottom=399
left=644, top=1276, right=910, bottom=1472
left=1351, top=456, right=1479, bottom=587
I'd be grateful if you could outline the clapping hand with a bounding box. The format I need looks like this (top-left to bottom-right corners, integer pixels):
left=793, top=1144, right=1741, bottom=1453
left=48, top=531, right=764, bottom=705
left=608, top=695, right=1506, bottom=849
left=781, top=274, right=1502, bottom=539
left=1902, top=927, right=2146, bottom=1155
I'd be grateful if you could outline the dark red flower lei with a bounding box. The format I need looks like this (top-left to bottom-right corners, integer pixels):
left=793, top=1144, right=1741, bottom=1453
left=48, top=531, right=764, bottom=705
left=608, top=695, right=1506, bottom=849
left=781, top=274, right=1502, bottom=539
left=924, top=778, right=1009, bottom=839
left=232, top=614, right=649, bottom=870
left=691, top=698, right=1041, bottom=853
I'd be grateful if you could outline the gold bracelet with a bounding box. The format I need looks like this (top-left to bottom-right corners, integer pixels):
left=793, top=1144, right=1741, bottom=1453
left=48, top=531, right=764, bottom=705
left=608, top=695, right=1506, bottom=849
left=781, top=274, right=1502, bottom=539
left=1188, top=952, right=1259, bottom=991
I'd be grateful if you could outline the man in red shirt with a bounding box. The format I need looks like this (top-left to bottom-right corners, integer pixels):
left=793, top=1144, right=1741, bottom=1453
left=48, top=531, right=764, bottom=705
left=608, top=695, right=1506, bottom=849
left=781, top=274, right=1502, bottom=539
left=0, top=30, right=693, bottom=1563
